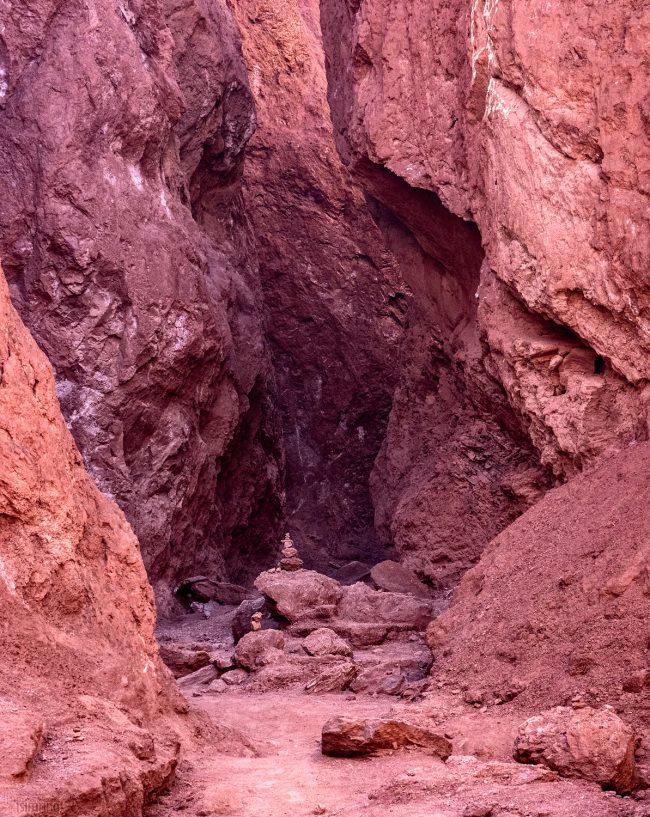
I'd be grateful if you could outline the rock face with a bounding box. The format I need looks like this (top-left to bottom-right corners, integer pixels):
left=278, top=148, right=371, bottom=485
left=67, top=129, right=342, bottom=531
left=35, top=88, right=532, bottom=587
left=319, top=0, right=650, bottom=585
left=227, top=0, right=405, bottom=569
left=429, top=443, right=650, bottom=730
left=0, top=262, right=178, bottom=813
left=514, top=707, right=637, bottom=793
left=0, top=0, right=283, bottom=591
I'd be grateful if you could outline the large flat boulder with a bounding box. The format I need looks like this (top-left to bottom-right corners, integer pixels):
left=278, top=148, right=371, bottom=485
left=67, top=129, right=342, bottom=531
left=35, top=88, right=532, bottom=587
left=514, top=706, right=636, bottom=792
left=321, top=715, right=452, bottom=758
left=338, top=583, right=433, bottom=629
left=255, top=570, right=343, bottom=623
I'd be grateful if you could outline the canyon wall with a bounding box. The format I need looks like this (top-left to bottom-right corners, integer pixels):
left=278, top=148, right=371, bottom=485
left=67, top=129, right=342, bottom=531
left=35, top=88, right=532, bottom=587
left=0, top=261, right=179, bottom=814
left=0, top=0, right=284, bottom=592
left=228, top=0, right=406, bottom=569
left=320, top=0, right=650, bottom=583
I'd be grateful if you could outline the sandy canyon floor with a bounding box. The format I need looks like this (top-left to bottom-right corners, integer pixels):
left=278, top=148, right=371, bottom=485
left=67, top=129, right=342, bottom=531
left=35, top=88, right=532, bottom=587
left=147, top=606, right=647, bottom=817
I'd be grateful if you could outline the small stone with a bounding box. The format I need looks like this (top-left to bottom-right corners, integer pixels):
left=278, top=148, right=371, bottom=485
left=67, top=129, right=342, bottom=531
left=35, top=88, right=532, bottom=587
left=206, top=679, right=228, bottom=694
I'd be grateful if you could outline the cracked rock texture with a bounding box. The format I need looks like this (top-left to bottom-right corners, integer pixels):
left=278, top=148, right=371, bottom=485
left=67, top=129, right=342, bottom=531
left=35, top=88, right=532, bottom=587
left=320, top=0, right=650, bottom=582
left=0, top=0, right=283, bottom=592
left=0, top=261, right=179, bottom=814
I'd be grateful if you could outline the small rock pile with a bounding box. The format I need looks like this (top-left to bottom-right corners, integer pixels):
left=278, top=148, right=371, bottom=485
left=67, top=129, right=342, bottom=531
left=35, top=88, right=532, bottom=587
left=168, top=536, right=438, bottom=699
left=279, top=532, right=304, bottom=572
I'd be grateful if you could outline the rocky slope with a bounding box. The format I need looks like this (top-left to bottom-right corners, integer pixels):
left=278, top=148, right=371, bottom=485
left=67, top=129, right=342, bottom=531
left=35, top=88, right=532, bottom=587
left=0, top=0, right=283, bottom=593
left=228, top=0, right=405, bottom=569
left=0, top=261, right=179, bottom=815
left=430, top=441, right=650, bottom=772
left=320, top=0, right=650, bottom=580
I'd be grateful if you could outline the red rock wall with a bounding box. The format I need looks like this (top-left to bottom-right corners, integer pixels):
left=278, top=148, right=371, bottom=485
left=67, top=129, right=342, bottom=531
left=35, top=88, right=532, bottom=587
left=0, top=0, right=283, bottom=591
left=319, top=0, right=650, bottom=581
left=228, top=0, right=406, bottom=568
left=0, top=261, right=179, bottom=813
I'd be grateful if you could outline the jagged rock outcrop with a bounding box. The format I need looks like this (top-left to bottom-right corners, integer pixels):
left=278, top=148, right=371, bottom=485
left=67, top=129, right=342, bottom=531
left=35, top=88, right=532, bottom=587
left=228, top=0, right=405, bottom=568
left=0, top=0, right=283, bottom=592
left=320, top=0, right=650, bottom=581
left=0, top=262, right=179, bottom=814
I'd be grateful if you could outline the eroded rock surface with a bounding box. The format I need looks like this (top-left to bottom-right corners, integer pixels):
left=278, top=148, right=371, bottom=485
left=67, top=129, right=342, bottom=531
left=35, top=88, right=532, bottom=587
left=319, top=0, right=650, bottom=585
left=321, top=715, right=453, bottom=758
left=0, top=0, right=283, bottom=592
left=430, top=443, right=650, bottom=737
left=0, top=262, right=179, bottom=814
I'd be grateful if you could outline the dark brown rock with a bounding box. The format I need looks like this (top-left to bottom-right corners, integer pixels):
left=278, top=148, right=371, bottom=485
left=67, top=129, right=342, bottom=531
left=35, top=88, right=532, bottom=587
left=321, top=716, right=453, bottom=758
left=228, top=0, right=405, bottom=570
left=331, top=562, right=373, bottom=586
left=370, top=561, right=430, bottom=598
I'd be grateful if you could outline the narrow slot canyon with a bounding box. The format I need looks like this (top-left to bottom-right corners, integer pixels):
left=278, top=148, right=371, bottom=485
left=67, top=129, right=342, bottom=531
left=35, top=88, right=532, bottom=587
left=0, top=0, right=649, bottom=816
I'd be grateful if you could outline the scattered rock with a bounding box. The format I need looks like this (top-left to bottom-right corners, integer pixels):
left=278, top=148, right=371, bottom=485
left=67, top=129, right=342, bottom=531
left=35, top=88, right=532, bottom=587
left=211, top=649, right=236, bottom=672
left=235, top=630, right=286, bottom=670
left=349, top=665, right=407, bottom=696
left=514, top=706, right=637, bottom=792
left=255, top=570, right=343, bottom=623
left=176, top=576, right=254, bottom=605
left=159, top=645, right=212, bottom=678
left=303, top=628, right=352, bottom=657
left=338, top=583, right=433, bottom=630
left=305, top=662, right=357, bottom=694
left=206, top=679, right=228, bottom=694
left=177, top=665, right=219, bottom=689
left=321, top=715, right=453, bottom=758
left=370, top=560, right=430, bottom=599
left=232, top=597, right=279, bottom=642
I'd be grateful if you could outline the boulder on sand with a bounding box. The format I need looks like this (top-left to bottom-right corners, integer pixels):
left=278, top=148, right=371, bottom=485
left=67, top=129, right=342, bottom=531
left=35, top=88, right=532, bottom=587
left=255, top=570, right=343, bottom=623
left=514, top=706, right=637, bottom=792
left=321, top=715, right=452, bottom=758
left=235, top=630, right=286, bottom=670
